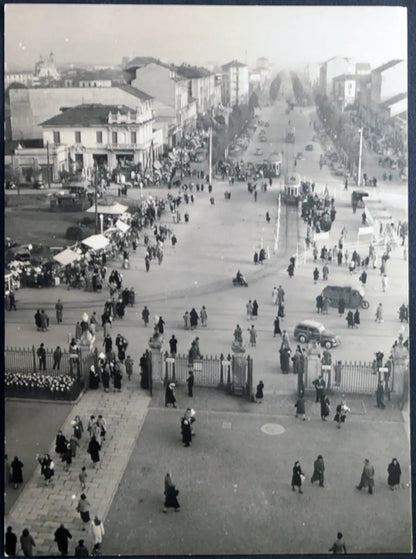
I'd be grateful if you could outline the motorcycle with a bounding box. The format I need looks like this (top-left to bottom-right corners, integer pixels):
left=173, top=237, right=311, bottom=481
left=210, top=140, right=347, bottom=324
left=232, top=276, right=248, bottom=287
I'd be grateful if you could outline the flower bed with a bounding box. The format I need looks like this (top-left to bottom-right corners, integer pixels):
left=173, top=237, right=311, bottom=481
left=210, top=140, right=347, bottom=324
left=5, top=372, right=83, bottom=401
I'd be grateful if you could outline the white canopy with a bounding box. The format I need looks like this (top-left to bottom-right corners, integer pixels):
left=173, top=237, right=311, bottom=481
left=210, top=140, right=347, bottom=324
left=81, top=234, right=109, bottom=251
left=54, top=248, right=80, bottom=266
left=86, top=202, right=128, bottom=216
left=116, top=220, right=130, bottom=233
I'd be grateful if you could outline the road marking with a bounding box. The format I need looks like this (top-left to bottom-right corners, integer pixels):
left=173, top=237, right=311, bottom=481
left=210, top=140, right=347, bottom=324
left=261, top=423, right=285, bottom=435
left=222, top=421, right=232, bottom=429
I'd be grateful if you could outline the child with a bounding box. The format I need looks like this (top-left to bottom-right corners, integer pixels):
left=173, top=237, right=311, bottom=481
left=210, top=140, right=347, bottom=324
left=125, top=355, right=134, bottom=380
left=79, top=466, right=87, bottom=490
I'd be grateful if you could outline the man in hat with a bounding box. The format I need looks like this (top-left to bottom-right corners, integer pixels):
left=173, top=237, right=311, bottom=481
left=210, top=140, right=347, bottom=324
left=356, top=459, right=375, bottom=494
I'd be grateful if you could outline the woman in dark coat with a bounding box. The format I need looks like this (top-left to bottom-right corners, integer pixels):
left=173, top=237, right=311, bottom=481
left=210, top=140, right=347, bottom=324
left=354, top=309, right=360, bottom=328
left=11, top=456, right=24, bottom=489
left=116, top=298, right=125, bottom=319
left=34, top=309, right=42, bottom=331
left=54, top=524, right=72, bottom=556
left=291, top=461, right=304, bottom=493
left=346, top=310, right=354, bottom=328
left=252, top=300, right=258, bottom=319
left=87, top=436, right=101, bottom=468
left=320, top=394, right=330, bottom=420
left=255, top=380, right=264, bottom=403
left=38, top=453, right=54, bottom=485
left=387, top=458, right=401, bottom=490
left=287, top=262, right=294, bottom=278
left=5, top=526, right=17, bottom=556
left=73, top=416, right=84, bottom=440
left=280, top=346, right=290, bottom=374
left=295, top=394, right=306, bottom=420
left=55, top=431, right=67, bottom=457
left=338, top=298, right=345, bottom=316
left=157, top=316, right=165, bottom=334
left=181, top=417, right=192, bottom=447
left=112, top=362, right=122, bottom=392
left=163, top=484, right=180, bottom=512
left=61, top=443, right=72, bottom=471
left=313, top=267, right=319, bottom=282
left=189, top=308, right=198, bottom=329
left=273, top=316, right=282, bottom=337
left=278, top=303, right=285, bottom=318
left=104, top=334, right=112, bottom=354
left=89, top=365, right=100, bottom=389
left=101, top=362, right=111, bottom=392
left=165, top=383, right=177, bottom=407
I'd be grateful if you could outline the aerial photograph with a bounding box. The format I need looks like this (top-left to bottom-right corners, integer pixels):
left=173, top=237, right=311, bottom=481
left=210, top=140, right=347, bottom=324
left=4, top=3, right=410, bottom=556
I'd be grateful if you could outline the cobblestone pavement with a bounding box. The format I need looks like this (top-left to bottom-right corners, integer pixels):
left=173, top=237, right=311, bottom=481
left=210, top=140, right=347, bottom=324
left=5, top=383, right=150, bottom=555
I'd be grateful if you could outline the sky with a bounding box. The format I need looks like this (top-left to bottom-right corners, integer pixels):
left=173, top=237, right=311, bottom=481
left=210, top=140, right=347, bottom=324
left=4, top=4, right=407, bottom=71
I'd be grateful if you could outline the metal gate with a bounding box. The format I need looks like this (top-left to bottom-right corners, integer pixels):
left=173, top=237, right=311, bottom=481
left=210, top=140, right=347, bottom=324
left=164, top=354, right=222, bottom=386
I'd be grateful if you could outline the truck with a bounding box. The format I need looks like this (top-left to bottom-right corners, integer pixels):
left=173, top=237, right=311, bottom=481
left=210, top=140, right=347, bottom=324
left=286, top=127, right=295, bottom=143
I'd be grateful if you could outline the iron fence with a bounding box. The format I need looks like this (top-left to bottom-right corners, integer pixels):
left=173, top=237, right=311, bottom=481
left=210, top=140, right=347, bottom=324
left=5, top=345, right=91, bottom=379
left=165, top=353, right=223, bottom=386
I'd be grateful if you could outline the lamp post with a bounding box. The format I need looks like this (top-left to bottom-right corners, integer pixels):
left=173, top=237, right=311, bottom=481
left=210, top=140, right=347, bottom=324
left=357, top=127, right=364, bottom=186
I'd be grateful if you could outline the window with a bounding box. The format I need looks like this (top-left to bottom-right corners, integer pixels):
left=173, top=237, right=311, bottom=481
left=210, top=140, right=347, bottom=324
left=96, top=131, right=103, bottom=144
left=131, top=131, right=137, bottom=144
left=112, top=131, right=118, bottom=145
left=53, top=131, right=60, bottom=144
left=75, top=131, right=81, bottom=143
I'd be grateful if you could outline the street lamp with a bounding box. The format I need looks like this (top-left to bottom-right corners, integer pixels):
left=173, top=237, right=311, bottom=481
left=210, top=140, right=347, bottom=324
left=357, top=127, right=364, bottom=186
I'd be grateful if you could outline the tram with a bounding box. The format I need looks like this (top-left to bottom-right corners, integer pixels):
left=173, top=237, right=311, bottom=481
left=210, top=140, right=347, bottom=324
left=283, top=172, right=302, bottom=205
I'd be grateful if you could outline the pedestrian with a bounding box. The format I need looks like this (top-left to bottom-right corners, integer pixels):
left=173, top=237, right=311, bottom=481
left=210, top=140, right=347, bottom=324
left=277, top=285, right=285, bottom=306
left=87, top=436, right=101, bottom=469
left=54, top=524, right=72, bottom=556
left=382, top=274, right=389, bottom=292
left=356, top=458, right=375, bottom=494
left=334, top=400, right=350, bottom=428
left=346, top=310, right=354, bottom=328
left=320, top=393, right=330, bottom=420
left=112, top=361, right=122, bottom=392
left=8, top=290, right=17, bottom=311
left=34, top=309, right=42, bottom=331
left=313, top=375, right=326, bottom=403
left=294, top=393, right=306, bottom=420
left=272, top=286, right=278, bottom=305
left=353, top=309, right=360, bottom=328
left=200, top=306, right=208, bottom=327
left=338, top=298, right=345, bottom=317
left=360, top=270, right=367, bottom=285
left=316, top=294, right=323, bottom=313
left=37, top=343, right=47, bottom=371
left=376, top=380, right=386, bottom=409
left=183, top=311, right=189, bottom=329
left=72, top=415, right=84, bottom=440
left=253, top=251, right=258, bottom=264
left=282, top=329, right=290, bottom=349
left=125, top=355, right=134, bottom=380
left=255, top=380, right=264, bottom=403
left=90, top=517, right=105, bottom=553
left=145, top=254, right=150, bottom=272
left=189, top=308, right=199, bottom=329
left=278, top=302, right=285, bottom=319
left=246, top=300, right=253, bottom=320
left=163, top=481, right=180, bottom=512
left=387, top=458, right=401, bottom=490
left=89, top=365, right=100, bottom=389
left=329, top=532, right=347, bottom=554
left=20, top=529, right=36, bottom=557
left=273, top=316, right=282, bottom=337
left=311, top=455, right=325, bottom=487
left=76, top=494, right=91, bottom=531
left=5, top=526, right=17, bottom=557
left=9, top=455, right=23, bottom=490
left=52, top=345, right=62, bottom=370
left=169, top=335, right=178, bottom=356
left=79, top=466, right=87, bottom=490
left=165, top=382, right=177, bottom=408
left=322, top=263, right=329, bottom=281
left=252, top=299, right=258, bottom=319
left=55, top=299, right=63, bottom=323
left=157, top=316, right=165, bottom=334
left=181, top=415, right=192, bottom=447
left=40, top=309, right=49, bottom=331
left=375, top=303, right=383, bottom=323
left=171, top=234, right=177, bottom=247
left=62, top=442, right=72, bottom=472
left=291, top=461, right=304, bottom=493
left=248, top=325, right=257, bottom=346
left=142, top=305, right=150, bottom=327
left=187, top=370, right=194, bottom=397
left=287, top=262, right=294, bottom=278
left=75, top=539, right=90, bottom=557
left=37, top=453, right=54, bottom=485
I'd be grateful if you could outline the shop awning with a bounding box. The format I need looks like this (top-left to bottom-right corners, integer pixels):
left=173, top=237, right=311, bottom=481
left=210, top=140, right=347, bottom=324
left=86, top=202, right=128, bottom=216
left=82, top=234, right=109, bottom=251
left=54, top=248, right=80, bottom=266
left=116, top=220, right=130, bottom=233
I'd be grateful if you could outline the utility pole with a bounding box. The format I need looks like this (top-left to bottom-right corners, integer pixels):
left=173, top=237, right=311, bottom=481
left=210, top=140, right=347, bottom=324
left=94, top=167, right=98, bottom=234
left=46, top=141, right=51, bottom=188
left=208, top=126, right=212, bottom=184
left=357, top=127, right=363, bottom=186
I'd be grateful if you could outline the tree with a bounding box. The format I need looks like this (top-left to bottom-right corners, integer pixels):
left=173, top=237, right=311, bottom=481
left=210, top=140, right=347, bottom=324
left=248, top=91, right=259, bottom=114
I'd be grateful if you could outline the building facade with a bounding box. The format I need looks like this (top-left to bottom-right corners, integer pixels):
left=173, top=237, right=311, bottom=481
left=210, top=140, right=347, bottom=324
left=319, top=56, right=355, bottom=96
left=174, top=64, right=219, bottom=115
left=221, top=60, right=249, bottom=107
left=40, top=103, right=160, bottom=173
left=5, top=71, right=34, bottom=89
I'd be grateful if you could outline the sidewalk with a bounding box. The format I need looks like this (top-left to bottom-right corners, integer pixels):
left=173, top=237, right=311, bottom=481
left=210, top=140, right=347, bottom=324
left=5, top=383, right=150, bottom=555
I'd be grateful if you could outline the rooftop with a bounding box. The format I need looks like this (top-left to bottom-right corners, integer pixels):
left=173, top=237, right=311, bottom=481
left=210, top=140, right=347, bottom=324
left=175, top=64, right=212, bottom=79
left=40, top=103, right=139, bottom=127
left=125, top=56, right=171, bottom=71
left=222, top=60, right=247, bottom=70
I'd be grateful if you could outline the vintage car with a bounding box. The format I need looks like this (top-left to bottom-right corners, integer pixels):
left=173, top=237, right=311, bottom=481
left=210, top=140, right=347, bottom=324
left=293, top=320, right=340, bottom=349
left=321, top=285, right=370, bottom=309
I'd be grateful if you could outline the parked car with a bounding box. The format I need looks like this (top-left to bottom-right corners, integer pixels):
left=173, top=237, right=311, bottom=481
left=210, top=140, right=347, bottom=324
left=255, top=148, right=264, bottom=156
left=33, top=179, right=45, bottom=189
left=305, top=144, right=314, bottom=151
left=296, top=152, right=304, bottom=160
left=293, top=320, right=340, bottom=349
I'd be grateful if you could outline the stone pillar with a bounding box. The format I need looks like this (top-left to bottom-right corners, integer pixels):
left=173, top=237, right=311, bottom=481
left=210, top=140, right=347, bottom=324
left=231, top=338, right=246, bottom=395
left=148, top=327, right=164, bottom=382
left=391, top=341, right=409, bottom=403
left=306, top=354, right=322, bottom=388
